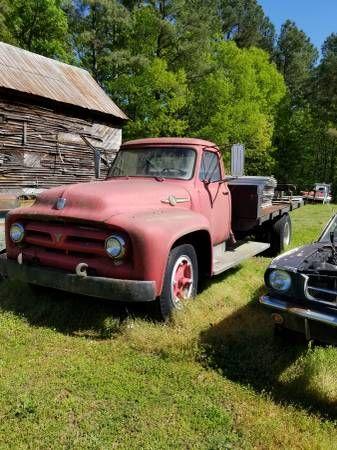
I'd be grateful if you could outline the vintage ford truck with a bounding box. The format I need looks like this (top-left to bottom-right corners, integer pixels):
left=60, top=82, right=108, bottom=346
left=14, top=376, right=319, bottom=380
left=0, top=138, right=300, bottom=319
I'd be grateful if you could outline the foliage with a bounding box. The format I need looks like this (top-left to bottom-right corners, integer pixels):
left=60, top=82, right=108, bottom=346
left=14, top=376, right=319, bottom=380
left=2, top=0, right=337, bottom=186
left=66, top=0, right=132, bottom=83
left=217, top=0, right=275, bottom=53
left=112, top=58, right=188, bottom=139
left=187, top=42, right=285, bottom=173
left=314, top=33, right=337, bottom=122
left=2, top=0, right=69, bottom=59
left=274, top=20, right=318, bottom=102
left=0, top=0, right=14, bottom=44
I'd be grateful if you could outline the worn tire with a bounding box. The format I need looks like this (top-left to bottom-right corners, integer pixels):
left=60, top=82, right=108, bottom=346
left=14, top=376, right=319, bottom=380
left=158, top=244, right=198, bottom=321
left=270, top=213, right=292, bottom=256
left=258, top=214, right=292, bottom=257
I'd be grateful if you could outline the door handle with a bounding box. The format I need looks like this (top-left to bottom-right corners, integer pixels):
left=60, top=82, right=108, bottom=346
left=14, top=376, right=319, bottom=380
left=222, top=191, right=229, bottom=196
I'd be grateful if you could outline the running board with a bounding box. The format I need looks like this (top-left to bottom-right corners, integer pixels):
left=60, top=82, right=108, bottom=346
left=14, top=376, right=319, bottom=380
left=212, top=241, right=270, bottom=275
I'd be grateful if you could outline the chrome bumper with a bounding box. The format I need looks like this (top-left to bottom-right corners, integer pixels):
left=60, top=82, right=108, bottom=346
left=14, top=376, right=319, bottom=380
left=260, top=295, right=337, bottom=328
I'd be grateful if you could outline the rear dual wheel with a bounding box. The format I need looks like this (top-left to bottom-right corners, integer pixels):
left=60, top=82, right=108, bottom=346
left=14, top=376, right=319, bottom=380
left=270, top=213, right=292, bottom=255
left=258, top=213, right=292, bottom=256
left=158, top=244, right=198, bottom=321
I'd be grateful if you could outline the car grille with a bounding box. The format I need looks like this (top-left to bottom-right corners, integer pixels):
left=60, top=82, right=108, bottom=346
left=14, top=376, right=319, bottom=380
left=304, top=273, right=337, bottom=306
left=23, top=220, right=110, bottom=257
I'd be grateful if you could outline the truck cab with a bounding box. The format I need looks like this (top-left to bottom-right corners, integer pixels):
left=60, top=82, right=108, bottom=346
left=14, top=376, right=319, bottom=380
left=1, top=138, right=298, bottom=319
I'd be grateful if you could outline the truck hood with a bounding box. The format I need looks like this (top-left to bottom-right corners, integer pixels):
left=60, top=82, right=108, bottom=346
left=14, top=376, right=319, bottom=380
left=18, top=178, right=192, bottom=222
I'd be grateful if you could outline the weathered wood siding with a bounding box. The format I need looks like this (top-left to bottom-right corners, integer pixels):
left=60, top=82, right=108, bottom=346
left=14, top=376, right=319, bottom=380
left=0, top=98, right=121, bottom=194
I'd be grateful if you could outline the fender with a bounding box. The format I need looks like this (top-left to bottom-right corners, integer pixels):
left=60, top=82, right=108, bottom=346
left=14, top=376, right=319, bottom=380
left=105, top=208, right=212, bottom=296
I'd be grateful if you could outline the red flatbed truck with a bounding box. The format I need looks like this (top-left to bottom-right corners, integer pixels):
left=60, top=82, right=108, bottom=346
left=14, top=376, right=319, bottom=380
left=0, top=138, right=301, bottom=319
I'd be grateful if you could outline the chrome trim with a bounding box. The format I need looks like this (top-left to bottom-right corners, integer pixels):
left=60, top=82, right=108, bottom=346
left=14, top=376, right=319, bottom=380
left=161, top=195, right=189, bottom=206
left=302, top=273, right=337, bottom=307
left=55, top=197, right=67, bottom=210
left=308, top=285, right=337, bottom=296
left=318, top=213, right=337, bottom=242
left=10, top=222, right=25, bottom=243
left=105, top=234, right=126, bottom=260
left=76, top=262, right=88, bottom=277
left=260, top=295, right=337, bottom=327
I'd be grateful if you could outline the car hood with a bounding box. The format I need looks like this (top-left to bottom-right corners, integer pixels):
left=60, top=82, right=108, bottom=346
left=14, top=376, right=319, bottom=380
left=269, top=243, right=323, bottom=271
left=14, top=178, right=192, bottom=222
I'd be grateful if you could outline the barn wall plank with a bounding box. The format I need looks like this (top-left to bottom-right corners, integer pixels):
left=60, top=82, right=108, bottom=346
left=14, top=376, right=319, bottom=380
left=0, top=98, right=121, bottom=195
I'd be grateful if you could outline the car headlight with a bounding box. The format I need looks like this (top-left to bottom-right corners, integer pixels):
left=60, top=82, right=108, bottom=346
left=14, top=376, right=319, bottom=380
left=105, top=235, right=126, bottom=259
left=269, top=269, right=292, bottom=292
left=10, top=223, right=25, bottom=243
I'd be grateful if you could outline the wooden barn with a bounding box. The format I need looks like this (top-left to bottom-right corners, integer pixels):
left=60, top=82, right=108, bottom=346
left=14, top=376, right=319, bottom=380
left=0, top=41, right=128, bottom=205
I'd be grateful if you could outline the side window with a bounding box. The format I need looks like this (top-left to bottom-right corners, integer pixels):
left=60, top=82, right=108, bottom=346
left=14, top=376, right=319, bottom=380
left=199, top=151, right=221, bottom=182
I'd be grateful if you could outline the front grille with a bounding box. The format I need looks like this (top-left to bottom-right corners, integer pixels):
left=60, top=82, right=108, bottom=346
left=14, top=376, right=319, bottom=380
left=305, top=273, right=337, bottom=306
left=23, top=220, right=110, bottom=257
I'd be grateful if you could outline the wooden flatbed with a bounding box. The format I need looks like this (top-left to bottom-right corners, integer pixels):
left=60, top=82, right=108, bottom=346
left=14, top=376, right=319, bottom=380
left=258, top=199, right=303, bottom=225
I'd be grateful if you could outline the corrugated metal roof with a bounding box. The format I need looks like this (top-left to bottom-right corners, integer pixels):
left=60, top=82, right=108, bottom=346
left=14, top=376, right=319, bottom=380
left=0, top=42, right=128, bottom=121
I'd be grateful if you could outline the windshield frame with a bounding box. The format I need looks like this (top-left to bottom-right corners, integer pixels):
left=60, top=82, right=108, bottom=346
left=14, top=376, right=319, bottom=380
left=318, top=214, right=337, bottom=242
left=107, top=146, right=198, bottom=181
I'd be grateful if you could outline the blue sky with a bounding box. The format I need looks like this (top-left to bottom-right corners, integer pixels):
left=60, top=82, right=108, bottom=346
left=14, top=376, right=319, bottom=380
left=259, top=0, right=337, bottom=52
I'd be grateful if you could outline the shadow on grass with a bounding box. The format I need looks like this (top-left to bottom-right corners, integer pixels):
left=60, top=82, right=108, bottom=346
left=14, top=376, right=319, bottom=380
left=0, top=266, right=242, bottom=341
left=199, top=286, right=337, bottom=420
left=0, top=280, right=158, bottom=339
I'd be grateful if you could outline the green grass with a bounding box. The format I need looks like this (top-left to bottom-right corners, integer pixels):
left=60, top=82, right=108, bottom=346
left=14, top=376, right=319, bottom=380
left=1, top=204, right=337, bottom=449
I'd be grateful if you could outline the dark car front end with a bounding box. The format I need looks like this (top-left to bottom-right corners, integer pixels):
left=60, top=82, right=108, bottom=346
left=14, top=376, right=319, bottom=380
left=261, top=216, right=337, bottom=342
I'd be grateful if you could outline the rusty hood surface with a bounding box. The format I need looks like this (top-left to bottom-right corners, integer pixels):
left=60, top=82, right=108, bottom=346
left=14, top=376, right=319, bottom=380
left=10, top=178, right=192, bottom=223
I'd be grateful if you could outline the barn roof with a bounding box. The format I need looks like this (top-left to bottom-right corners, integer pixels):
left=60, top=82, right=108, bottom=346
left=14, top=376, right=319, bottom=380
left=0, top=42, right=128, bottom=122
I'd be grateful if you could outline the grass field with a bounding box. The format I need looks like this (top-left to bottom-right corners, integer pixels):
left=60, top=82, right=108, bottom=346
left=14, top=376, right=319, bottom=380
left=1, top=204, right=337, bottom=449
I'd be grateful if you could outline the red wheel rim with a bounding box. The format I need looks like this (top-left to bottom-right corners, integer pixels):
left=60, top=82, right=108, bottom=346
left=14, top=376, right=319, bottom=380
left=171, top=255, right=193, bottom=307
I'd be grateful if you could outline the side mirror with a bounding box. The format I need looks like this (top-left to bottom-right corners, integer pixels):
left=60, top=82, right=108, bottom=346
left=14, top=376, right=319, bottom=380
left=202, top=175, right=238, bottom=184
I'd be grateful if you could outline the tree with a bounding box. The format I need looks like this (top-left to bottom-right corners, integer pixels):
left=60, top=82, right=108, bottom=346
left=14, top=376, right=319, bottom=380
left=125, top=0, right=218, bottom=81
left=322, top=33, right=337, bottom=58
left=275, top=20, right=318, bottom=101
left=66, top=0, right=132, bottom=83
left=187, top=41, right=286, bottom=174
left=111, top=58, right=188, bottom=139
left=313, top=33, right=337, bottom=123
left=0, top=0, right=14, bottom=43
left=3, top=0, right=69, bottom=59
left=216, top=0, right=275, bottom=53
left=168, top=0, right=219, bottom=80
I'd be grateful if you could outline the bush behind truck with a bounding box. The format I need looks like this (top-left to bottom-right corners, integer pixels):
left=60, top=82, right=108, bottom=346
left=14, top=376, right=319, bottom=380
left=0, top=138, right=301, bottom=319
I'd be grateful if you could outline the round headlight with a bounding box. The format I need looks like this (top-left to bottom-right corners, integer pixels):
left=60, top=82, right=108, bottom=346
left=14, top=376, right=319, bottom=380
left=105, top=235, right=126, bottom=259
left=10, top=223, right=25, bottom=243
left=269, top=269, right=291, bottom=292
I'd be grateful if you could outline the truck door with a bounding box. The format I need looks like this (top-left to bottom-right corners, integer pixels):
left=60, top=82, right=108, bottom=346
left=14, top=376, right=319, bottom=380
left=198, top=150, right=231, bottom=244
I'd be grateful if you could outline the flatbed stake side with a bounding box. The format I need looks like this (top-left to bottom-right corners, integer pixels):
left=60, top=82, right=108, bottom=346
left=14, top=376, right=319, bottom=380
left=1, top=138, right=301, bottom=319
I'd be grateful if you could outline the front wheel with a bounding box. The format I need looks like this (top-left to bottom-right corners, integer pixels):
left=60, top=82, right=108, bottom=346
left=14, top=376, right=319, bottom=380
left=158, top=244, right=198, bottom=321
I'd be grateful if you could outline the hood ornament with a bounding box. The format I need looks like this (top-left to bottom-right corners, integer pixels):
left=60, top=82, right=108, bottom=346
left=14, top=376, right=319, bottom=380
left=161, top=195, right=189, bottom=206
left=55, top=197, right=67, bottom=210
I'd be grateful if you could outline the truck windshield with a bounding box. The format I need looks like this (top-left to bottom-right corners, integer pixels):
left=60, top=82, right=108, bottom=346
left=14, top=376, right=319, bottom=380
left=107, top=147, right=196, bottom=180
